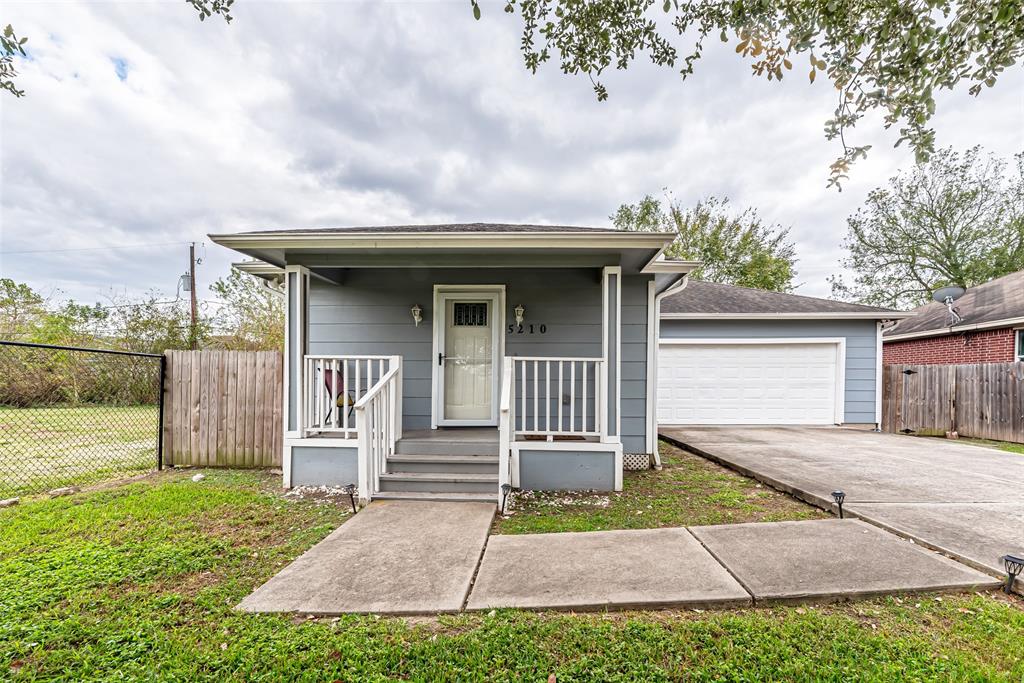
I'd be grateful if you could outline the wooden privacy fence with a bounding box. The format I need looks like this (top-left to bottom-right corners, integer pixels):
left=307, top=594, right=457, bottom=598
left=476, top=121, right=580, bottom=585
left=162, top=350, right=283, bottom=467
left=882, top=362, right=1024, bottom=444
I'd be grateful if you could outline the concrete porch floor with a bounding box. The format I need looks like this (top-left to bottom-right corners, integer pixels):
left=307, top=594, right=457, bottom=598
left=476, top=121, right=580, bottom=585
left=238, top=502, right=997, bottom=616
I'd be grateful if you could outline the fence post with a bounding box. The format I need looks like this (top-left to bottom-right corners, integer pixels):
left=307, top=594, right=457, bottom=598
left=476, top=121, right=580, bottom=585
left=157, top=353, right=167, bottom=470
left=949, top=364, right=957, bottom=436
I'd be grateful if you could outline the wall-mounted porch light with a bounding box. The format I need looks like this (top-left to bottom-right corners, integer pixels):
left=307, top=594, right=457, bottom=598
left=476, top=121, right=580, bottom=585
left=514, top=304, right=525, bottom=326
left=411, top=304, right=423, bottom=327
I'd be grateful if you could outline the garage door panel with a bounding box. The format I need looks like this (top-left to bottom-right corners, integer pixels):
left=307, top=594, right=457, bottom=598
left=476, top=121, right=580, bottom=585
left=658, top=342, right=839, bottom=425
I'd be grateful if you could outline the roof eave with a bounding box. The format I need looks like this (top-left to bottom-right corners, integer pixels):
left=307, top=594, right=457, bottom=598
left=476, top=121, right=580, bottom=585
left=883, top=315, right=1024, bottom=341
left=640, top=260, right=702, bottom=274
left=662, top=311, right=914, bottom=320
left=208, top=231, right=676, bottom=251
left=233, top=260, right=284, bottom=276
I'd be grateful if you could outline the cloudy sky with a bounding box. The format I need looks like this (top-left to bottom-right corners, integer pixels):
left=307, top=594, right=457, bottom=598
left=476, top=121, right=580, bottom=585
left=2, top=1, right=1022, bottom=311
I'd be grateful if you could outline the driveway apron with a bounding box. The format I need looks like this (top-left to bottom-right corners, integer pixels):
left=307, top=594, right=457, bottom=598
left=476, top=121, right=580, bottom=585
left=661, top=426, right=1024, bottom=591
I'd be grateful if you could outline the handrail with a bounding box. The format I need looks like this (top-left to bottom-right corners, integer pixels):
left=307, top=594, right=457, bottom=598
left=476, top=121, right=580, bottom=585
left=305, top=354, right=395, bottom=360
left=354, top=355, right=402, bottom=505
left=497, top=356, right=514, bottom=511
left=353, top=366, right=400, bottom=410
left=508, top=355, right=603, bottom=361
left=499, top=361, right=513, bottom=414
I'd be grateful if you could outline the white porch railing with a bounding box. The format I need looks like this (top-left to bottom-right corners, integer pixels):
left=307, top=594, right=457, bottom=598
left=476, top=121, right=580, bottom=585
left=497, top=357, right=514, bottom=509
left=302, top=355, right=397, bottom=437
left=354, top=356, right=402, bottom=503
left=511, top=357, right=605, bottom=440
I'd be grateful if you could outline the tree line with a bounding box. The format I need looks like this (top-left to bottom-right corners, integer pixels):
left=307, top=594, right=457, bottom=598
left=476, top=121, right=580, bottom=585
left=615, top=145, right=1024, bottom=309
left=0, top=269, right=283, bottom=354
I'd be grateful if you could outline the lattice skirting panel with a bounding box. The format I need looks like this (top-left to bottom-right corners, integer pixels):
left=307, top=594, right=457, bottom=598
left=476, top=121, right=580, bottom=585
left=623, top=452, right=650, bottom=471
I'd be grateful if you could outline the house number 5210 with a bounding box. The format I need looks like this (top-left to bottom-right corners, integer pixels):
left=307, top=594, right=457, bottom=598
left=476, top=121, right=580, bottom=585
left=508, top=324, right=547, bottom=334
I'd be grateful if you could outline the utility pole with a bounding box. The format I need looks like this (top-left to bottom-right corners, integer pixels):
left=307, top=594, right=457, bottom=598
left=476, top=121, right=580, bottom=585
left=189, top=242, right=198, bottom=350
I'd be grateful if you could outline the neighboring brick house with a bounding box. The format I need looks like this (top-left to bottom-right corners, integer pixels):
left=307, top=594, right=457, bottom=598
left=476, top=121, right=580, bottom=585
left=882, top=270, right=1024, bottom=365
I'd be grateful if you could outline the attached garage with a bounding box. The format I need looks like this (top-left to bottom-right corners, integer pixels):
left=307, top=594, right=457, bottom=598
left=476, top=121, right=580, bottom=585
left=658, top=339, right=843, bottom=425
left=656, top=281, right=910, bottom=428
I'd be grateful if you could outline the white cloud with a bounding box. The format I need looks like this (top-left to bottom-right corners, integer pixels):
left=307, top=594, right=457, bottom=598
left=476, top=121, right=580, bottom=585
left=1, top=1, right=1021, bottom=306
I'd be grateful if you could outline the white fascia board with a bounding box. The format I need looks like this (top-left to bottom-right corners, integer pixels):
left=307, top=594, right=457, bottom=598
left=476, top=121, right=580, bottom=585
left=208, top=231, right=676, bottom=251
left=883, top=315, right=1024, bottom=342
left=660, top=311, right=914, bottom=320
left=640, top=259, right=702, bottom=274
left=233, top=260, right=284, bottom=276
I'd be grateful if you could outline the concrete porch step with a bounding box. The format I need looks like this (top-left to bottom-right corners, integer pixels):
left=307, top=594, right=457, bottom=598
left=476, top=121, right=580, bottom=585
left=372, top=491, right=498, bottom=504
left=395, top=436, right=499, bottom=457
left=378, top=471, right=498, bottom=494
left=388, top=454, right=499, bottom=475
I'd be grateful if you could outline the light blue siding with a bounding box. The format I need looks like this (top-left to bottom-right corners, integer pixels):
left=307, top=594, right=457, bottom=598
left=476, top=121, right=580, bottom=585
left=519, top=449, right=616, bottom=491
left=658, top=319, right=879, bottom=424
left=620, top=275, right=649, bottom=451
left=303, top=268, right=652, bottom=452
left=291, top=446, right=358, bottom=487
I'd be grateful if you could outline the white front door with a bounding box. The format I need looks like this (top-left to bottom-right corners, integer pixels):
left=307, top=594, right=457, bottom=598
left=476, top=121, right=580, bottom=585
left=435, top=289, right=502, bottom=425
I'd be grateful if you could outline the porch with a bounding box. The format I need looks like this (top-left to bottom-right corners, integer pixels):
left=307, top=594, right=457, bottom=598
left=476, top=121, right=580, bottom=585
left=210, top=223, right=699, bottom=505
left=294, top=352, right=620, bottom=505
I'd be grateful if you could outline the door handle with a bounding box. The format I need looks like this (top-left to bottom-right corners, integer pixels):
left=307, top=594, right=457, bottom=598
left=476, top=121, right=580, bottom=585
left=438, top=352, right=445, bottom=366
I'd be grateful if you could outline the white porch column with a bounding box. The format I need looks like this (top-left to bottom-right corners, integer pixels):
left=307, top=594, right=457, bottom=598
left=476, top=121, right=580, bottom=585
left=602, top=266, right=621, bottom=443
left=282, top=265, right=310, bottom=487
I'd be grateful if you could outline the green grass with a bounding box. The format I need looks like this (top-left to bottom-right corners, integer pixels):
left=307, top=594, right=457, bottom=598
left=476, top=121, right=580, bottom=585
left=0, top=405, right=158, bottom=497
left=493, top=440, right=828, bottom=535
left=961, top=438, right=1024, bottom=456
left=1, top=469, right=1022, bottom=681
left=913, top=433, right=1024, bottom=456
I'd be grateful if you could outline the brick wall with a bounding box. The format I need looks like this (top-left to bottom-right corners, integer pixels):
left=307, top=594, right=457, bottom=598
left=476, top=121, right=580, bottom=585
left=883, top=327, right=1016, bottom=365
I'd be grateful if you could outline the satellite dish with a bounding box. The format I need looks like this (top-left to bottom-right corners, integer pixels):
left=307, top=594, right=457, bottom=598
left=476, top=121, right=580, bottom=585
left=932, top=285, right=965, bottom=303
left=932, top=285, right=966, bottom=326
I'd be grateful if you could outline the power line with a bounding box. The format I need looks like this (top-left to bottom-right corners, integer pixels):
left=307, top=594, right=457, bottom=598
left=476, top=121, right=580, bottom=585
left=0, top=241, right=187, bottom=256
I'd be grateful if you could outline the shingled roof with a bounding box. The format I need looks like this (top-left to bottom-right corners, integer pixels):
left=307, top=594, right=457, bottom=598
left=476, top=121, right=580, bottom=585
left=883, top=270, right=1024, bottom=338
left=662, top=280, right=901, bottom=316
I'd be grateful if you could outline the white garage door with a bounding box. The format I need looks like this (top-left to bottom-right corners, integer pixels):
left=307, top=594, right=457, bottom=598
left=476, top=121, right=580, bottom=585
left=657, top=341, right=842, bottom=425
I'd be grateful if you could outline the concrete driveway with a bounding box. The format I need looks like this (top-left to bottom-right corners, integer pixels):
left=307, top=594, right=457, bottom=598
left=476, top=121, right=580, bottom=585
left=660, top=426, right=1024, bottom=589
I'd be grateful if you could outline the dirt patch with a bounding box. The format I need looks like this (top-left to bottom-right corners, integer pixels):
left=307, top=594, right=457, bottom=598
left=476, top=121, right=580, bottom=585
left=283, top=485, right=359, bottom=509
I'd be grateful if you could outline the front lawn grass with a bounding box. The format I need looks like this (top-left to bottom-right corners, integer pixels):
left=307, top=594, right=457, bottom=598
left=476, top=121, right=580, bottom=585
left=2, top=469, right=1022, bottom=681
left=493, top=439, right=828, bottom=535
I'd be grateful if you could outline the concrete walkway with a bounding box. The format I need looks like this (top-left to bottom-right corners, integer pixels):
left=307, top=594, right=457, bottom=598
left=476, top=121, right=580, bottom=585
left=239, top=500, right=996, bottom=615
left=238, top=500, right=494, bottom=615
left=468, top=527, right=749, bottom=611
left=661, top=426, right=1024, bottom=591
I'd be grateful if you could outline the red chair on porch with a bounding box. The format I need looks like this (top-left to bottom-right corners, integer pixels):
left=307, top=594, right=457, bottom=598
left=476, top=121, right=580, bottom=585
left=323, top=367, right=356, bottom=423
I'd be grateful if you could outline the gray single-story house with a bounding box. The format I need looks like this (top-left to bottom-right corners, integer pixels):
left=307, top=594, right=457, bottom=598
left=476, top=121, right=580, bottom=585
left=210, top=223, right=698, bottom=505
left=657, top=280, right=910, bottom=429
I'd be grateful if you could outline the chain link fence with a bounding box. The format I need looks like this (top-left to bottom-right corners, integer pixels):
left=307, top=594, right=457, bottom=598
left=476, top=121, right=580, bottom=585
left=0, top=341, right=164, bottom=498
